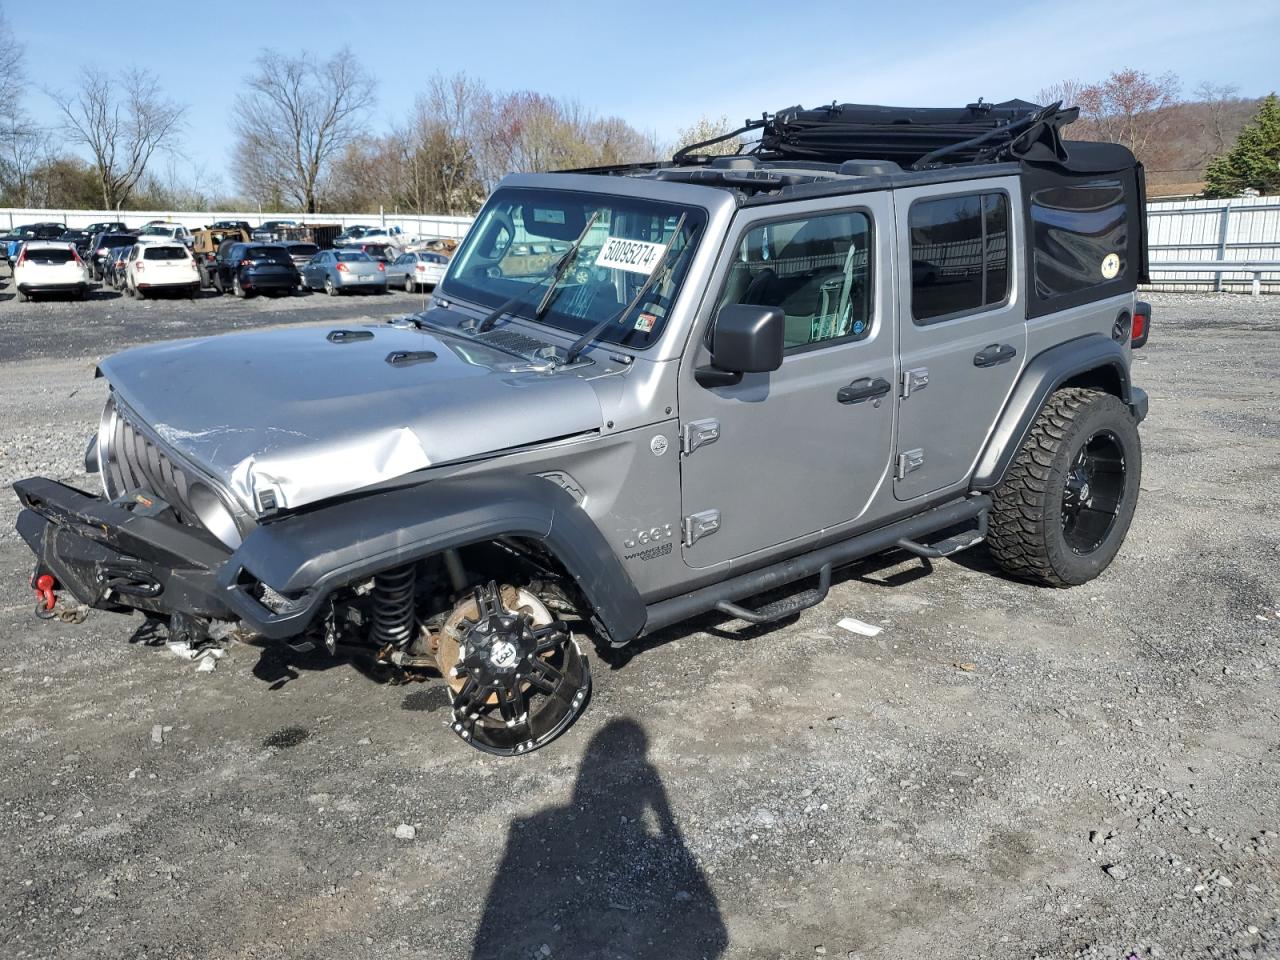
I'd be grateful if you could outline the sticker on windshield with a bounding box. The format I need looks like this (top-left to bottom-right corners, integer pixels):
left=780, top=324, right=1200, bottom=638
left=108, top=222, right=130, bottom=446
left=532, top=208, right=565, bottom=225
left=595, top=237, right=667, bottom=275
left=635, top=312, right=657, bottom=333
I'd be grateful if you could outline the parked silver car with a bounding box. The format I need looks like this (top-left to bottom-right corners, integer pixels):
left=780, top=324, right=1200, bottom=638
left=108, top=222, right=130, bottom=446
left=386, top=251, right=449, bottom=292
left=299, top=249, right=388, bottom=295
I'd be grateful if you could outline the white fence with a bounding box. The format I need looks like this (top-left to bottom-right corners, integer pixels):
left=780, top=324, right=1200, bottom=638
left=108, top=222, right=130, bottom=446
left=0, top=207, right=475, bottom=241
left=1146, top=195, right=1280, bottom=293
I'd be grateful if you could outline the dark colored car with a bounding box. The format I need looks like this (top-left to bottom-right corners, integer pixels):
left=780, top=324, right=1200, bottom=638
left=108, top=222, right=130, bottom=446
left=3, top=222, right=67, bottom=262
left=89, top=233, right=140, bottom=280
left=213, top=243, right=299, bottom=297
left=103, top=245, right=135, bottom=291
left=83, top=221, right=129, bottom=236
left=210, top=220, right=252, bottom=233
left=251, top=220, right=298, bottom=242
left=59, top=230, right=93, bottom=256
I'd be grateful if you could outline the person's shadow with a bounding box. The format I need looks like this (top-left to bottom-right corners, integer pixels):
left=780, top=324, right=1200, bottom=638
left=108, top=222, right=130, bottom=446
left=471, top=718, right=728, bottom=960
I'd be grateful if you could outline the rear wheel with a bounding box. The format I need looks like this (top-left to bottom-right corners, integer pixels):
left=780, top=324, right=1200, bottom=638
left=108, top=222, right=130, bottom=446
left=233, top=275, right=249, bottom=299
left=325, top=276, right=338, bottom=297
left=405, top=274, right=415, bottom=292
left=987, top=388, right=1141, bottom=586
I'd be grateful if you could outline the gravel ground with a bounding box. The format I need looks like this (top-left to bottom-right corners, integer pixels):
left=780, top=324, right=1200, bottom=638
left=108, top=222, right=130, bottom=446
left=0, top=278, right=1277, bottom=960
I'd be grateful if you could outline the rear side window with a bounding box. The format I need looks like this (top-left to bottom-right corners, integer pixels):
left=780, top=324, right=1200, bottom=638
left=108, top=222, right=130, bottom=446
left=909, top=193, right=1009, bottom=323
left=1029, top=179, right=1126, bottom=299
left=143, top=246, right=188, bottom=260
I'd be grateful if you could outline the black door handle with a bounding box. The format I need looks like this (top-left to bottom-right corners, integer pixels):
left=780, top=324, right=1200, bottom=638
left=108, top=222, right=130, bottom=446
left=973, top=343, right=1017, bottom=367
left=837, top=376, right=892, bottom=404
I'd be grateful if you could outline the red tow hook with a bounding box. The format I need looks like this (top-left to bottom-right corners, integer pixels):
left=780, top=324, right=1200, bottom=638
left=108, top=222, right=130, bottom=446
left=33, top=573, right=58, bottom=619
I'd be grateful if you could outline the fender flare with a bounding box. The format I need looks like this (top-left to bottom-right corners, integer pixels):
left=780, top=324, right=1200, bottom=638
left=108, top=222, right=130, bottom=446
left=218, top=473, right=647, bottom=643
left=971, top=334, right=1140, bottom=491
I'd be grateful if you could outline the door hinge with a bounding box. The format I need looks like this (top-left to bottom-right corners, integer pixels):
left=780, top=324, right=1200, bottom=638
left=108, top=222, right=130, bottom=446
left=681, top=418, right=720, bottom=455
left=682, top=509, right=721, bottom=547
left=896, top=449, right=925, bottom=479
left=902, top=367, right=929, bottom=398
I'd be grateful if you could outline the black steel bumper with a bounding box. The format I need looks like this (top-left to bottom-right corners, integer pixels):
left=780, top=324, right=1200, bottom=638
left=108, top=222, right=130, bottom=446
left=16, top=477, right=237, bottom=622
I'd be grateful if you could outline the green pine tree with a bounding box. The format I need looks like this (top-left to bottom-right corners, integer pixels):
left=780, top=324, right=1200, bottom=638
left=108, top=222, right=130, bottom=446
left=1204, top=93, right=1280, bottom=198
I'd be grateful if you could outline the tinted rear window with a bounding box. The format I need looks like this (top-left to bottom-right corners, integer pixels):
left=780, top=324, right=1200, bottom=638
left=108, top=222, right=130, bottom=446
left=27, top=248, right=75, bottom=264
left=102, top=234, right=135, bottom=247
left=335, top=251, right=372, bottom=262
left=143, top=246, right=188, bottom=260
left=1030, top=179, right=1127, bottom=298
left=288, top=244, right=318, bottom=257
left=247, top=246, right=292, bottom=264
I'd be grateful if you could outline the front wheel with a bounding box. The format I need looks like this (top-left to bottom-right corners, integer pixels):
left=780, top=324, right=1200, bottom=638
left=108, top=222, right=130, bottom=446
left=987, top=388, right=1141, bottom=586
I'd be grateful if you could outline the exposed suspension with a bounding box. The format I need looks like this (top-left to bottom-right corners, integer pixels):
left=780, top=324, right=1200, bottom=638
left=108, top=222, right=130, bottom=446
left=370, top=564, right=417, bottom=647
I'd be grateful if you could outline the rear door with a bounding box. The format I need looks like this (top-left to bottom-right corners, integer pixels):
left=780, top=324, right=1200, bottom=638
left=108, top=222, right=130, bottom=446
left=678, top=195, right=897, bottom=568
left=892, top=177, right=1027, bottom=501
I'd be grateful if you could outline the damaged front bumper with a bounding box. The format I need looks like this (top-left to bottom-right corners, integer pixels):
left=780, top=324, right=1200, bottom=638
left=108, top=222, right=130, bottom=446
left=13, top=478, right=320, bottom=638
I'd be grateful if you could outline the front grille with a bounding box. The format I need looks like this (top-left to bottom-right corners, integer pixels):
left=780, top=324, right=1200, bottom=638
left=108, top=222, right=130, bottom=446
left=103, top=399, right=200, bottom=527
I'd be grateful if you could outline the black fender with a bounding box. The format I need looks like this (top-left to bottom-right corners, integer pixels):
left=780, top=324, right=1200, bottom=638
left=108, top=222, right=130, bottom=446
left=971, top=334, right=1144, bottom=491
left=219, top=473, right=647, bottom=643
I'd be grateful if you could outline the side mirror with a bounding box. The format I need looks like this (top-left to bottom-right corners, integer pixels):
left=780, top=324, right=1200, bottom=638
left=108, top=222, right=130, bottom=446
left=697, top=304, right=785, bottom=387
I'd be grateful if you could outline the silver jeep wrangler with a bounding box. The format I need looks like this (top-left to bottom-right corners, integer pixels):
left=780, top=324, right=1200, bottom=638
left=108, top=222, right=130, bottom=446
left=16, top=101, right=1151, bottom=755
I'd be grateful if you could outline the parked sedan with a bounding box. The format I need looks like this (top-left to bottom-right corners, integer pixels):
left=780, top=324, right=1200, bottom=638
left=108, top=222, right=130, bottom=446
left=89, top=232, right=140, bottom=280
left=213, top=243, right=300, bottom=297
left=12, top=241, right=90, bottom=300
left=103, top=245, right=135, bottom=291
left=386, top=251, right=449, bottom=292
left=300, top=249, right=387, bottom=295
left=125, top=242, right=200, bottom=298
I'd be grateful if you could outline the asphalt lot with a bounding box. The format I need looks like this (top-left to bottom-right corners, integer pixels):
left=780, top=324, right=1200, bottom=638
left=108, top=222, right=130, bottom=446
left=0, top=271, right=1277, bottom=960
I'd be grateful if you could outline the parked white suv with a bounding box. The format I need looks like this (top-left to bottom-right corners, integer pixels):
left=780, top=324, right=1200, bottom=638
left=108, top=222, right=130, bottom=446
left=12, top=241, right=90, bottom=301
left=136, top=222, right=193, bottom=246
left=125, top=242, right=200, bottom=299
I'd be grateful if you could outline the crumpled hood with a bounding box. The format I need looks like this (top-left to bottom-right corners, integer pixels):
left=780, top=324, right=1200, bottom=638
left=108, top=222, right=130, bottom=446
left=99, top=322, right=603, bottom=513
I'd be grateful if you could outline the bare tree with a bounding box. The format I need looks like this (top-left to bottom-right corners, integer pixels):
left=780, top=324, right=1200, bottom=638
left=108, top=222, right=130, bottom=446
left=1037, top=80, right=1090, bottom=110
left=1195, top=81, right=1243, bottom=154
left=233, top=48, right=375, bottom=213
left=50, top=67, right=186, bottom=209
left=0, top=109, right=52, bottom=206
left=0, top=5, right=23, bottom=106
left=1077, top=70, right=1181, bottom=159
left=673, top=115, right=747, bottom=157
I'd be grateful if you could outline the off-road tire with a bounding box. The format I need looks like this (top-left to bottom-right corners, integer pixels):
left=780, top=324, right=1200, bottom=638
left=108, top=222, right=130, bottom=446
left=986, top=387, right=1141, bottom=587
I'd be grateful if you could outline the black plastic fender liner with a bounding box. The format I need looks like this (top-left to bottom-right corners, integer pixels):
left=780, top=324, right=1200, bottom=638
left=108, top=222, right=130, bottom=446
left=971, top=334, right=1139, bottom=491
left=219, top=474, right=647, bottom=643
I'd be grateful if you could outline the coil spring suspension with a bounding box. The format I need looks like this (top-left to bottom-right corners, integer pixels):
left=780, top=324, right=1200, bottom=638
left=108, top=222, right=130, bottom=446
left=371, top=564, right=417, bottom=647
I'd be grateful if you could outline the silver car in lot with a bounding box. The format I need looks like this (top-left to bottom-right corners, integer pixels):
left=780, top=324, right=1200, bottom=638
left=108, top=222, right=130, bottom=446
left=299, top=249, right=388, bottom=295
left=386, top=251, right=450, bottom=292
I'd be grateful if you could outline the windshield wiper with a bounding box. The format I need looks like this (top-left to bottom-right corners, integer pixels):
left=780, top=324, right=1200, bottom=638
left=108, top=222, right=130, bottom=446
left=476, top=211, right=601, bottom=333
left=563, top=214, right=686, bottom=365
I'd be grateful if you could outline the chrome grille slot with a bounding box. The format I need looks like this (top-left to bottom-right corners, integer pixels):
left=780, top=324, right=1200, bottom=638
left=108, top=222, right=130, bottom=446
left=104, top=397, right=200, bottom=528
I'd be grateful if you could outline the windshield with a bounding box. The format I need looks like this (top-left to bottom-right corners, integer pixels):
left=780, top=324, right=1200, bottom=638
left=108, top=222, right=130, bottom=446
left=140, top=225, right=177, bottom=237
left=445, top=187, right=705, bottom=350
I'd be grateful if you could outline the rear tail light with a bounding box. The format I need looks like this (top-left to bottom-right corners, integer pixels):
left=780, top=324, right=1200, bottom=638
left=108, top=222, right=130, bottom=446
left=377, top=262, right=385, bottom=272
left=15, top=250, right=25, bottom=267
left=415, top=263, right=426, bottom=271
left=240, top=259, right=252, bottom=266
left=97, top=247, right=107, bottom=256
left=1132, top=301, right=1151, bottom=349
left=336, top=262, right=348, bottom=272
left=135, top=262, right=144, bottom=272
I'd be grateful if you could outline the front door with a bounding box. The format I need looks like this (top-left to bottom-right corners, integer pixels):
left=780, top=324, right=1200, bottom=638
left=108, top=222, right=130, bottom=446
left=892, top=178, right=1028, bottom=500
left=678, top=195, right=897, bottom=568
